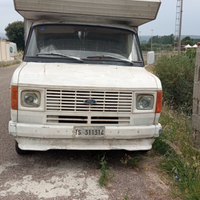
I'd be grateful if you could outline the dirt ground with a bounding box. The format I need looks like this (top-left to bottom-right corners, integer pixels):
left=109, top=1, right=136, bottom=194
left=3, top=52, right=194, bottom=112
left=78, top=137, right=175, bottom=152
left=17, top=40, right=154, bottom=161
left=0, top=65, right=178, bottom=200
left=105, top=151, right=176, bottom=200
left=0, top=149, right=176, bottom=200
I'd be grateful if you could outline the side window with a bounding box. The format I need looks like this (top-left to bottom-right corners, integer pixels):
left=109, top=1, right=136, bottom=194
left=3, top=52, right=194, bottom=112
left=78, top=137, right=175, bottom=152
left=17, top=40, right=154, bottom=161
left=132, top=35, right=142, bottom=62
left=26, top=29, right=40, bottom=56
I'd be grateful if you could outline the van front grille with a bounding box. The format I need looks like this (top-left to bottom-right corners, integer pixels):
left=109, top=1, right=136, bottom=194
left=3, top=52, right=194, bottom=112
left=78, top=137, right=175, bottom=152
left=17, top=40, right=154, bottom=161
left=46, top=90, right=133, bottom=113
left=47, top=115, right=88, bottom=124
left=46, top=115, right=130, bottom=125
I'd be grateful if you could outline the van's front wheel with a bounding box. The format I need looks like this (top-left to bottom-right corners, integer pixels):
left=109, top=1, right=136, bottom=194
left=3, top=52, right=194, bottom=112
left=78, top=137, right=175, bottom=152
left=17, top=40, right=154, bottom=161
left=15, top=141, right=31, bottom=155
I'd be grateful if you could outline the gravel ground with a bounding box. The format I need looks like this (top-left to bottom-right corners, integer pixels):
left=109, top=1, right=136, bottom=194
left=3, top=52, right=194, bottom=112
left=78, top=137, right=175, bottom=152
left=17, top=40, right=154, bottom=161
left=0, top=64, right=176, bottom=200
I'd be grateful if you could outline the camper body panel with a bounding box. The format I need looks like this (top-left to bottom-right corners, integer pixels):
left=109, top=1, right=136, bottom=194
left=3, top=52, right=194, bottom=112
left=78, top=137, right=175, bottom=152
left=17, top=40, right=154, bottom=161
left=9, top=0, right=163, bottom=152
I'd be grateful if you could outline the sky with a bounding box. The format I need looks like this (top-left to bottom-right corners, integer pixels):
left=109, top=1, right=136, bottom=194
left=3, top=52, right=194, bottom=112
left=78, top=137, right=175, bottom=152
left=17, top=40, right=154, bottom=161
left=139, top=0, right=200, bottom=36
left=0, top=0, right=199, bottom=36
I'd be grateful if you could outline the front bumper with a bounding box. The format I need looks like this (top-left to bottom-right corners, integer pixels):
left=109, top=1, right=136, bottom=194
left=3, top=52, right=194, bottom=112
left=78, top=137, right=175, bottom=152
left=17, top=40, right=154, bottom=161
left=9, top=121, right=162, bottom=151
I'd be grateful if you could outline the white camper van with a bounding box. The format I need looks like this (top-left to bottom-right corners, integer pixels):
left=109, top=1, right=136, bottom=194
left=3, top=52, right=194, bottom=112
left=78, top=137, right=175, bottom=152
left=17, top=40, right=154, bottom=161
left=9, top=0, right=162, bottom=154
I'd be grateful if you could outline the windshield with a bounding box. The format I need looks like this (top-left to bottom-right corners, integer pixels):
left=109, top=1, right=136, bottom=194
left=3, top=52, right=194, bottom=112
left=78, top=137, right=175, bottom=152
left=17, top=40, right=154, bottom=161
left=25, top=25, right=142, bottom=63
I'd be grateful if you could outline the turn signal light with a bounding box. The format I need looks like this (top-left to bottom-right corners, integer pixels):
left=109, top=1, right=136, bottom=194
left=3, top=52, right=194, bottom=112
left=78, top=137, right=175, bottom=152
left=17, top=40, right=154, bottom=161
left=11, top=86, right=18, bottom=110
left=156, top=91, right=162, bottom=113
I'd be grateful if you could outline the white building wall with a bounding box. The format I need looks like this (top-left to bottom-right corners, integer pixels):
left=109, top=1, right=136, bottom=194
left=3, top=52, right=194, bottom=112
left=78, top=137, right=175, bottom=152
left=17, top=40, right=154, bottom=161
left=0, top=40, right=14, bottom=62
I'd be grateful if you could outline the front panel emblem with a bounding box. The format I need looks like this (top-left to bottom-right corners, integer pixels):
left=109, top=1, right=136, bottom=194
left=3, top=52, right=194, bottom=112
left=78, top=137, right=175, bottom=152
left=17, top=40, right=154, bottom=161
left=84, top=99, right=96, bottom=104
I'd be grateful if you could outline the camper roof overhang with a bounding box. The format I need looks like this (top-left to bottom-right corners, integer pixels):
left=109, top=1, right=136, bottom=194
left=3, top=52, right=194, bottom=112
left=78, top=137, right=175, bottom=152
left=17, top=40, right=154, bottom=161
left=14, top=0, right=161, bottom=27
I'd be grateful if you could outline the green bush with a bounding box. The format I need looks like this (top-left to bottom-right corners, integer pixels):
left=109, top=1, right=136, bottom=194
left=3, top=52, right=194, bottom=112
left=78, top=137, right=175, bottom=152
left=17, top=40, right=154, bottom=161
left=153, top=107, right=200, bottom=200
left=153, top=52, right=196, bottom=114
left=186, top=48, right=197, bottom=60
left=140, top=43, right=151, bottom=51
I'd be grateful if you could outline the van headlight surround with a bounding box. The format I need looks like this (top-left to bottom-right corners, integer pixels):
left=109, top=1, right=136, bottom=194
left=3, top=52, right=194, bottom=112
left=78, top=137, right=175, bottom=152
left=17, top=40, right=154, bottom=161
left=136, top=95, right=154, bottom=110
left=21, top=91, right=41, bottom=107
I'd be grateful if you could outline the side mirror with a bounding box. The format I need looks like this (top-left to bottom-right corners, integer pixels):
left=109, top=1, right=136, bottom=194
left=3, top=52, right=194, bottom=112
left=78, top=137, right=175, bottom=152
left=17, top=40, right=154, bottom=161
left=9, top=43, right=18, bottom=57
left=147, top=51, right=155, bottom=65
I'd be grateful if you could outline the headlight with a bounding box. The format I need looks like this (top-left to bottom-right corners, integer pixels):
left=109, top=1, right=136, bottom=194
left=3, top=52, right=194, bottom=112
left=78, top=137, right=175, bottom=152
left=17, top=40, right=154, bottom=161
left=21, top=91, right=41, bottom=107
left=137, top=95, right=154, bottom=110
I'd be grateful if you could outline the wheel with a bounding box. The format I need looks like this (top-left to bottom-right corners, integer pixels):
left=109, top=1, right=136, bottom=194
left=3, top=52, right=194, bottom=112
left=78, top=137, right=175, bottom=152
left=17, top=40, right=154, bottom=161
left=15, top=141, right=31, bottom=155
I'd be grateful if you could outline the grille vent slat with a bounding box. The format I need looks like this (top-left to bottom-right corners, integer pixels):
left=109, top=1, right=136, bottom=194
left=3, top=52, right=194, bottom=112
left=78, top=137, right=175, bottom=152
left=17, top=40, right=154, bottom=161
left=46, top=115, right=130, bottom=125
left=46, top=90, right=133, bottom=113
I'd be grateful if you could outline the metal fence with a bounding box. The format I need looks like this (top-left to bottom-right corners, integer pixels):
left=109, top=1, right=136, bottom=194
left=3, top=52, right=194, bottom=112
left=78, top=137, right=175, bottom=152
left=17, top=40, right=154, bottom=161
left=0, top=40, right=14, bottom=62
left=192, top=46, right=200, bottom=148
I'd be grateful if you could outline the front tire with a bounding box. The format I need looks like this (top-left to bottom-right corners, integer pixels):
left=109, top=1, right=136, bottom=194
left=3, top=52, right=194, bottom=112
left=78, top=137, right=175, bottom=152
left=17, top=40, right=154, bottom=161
left=15, top=141, right=31, bottom=155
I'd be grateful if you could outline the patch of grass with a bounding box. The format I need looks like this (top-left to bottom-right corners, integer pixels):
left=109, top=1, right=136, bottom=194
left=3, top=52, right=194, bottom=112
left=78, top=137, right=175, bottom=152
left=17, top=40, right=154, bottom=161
left=153, top=137, right=170, bottom=155
left=120, top=153, right=142, bottom=166
left=124, top=195, right=129, bottom=200
left=98, top=154, right=114, bottom=187
left=0, top=61, right=20, bottom=68
left=154, top=106, right=200, bottom=200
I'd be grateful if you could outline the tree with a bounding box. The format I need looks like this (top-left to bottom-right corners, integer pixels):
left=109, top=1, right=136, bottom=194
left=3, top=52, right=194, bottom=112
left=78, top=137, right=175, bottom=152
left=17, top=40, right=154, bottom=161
left=162, top=34, right=174, bottom=45
left=181, top=36, right=194, bottom=46
left=140, top=43, right=151, bottom=51
left=193, top=39, right=200, bottom=44
left=148, top=34, right=174, bottom=45
left=5, top=21, right=24, bottom=50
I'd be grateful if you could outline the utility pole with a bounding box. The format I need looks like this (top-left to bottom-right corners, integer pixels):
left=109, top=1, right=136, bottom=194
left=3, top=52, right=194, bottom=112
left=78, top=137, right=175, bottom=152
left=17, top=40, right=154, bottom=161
left=178, top=0, right=183, bottom=55
left=151, top=29, right=154, bottom=51
left=174, top=0, right=183, bottom=55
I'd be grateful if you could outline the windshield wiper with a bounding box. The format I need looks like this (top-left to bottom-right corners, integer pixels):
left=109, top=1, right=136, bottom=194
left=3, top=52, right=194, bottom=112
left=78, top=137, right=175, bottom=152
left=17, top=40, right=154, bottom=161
left=87, top=55, right=134, bottom=65
left=36, top=53, right=84, bottom=62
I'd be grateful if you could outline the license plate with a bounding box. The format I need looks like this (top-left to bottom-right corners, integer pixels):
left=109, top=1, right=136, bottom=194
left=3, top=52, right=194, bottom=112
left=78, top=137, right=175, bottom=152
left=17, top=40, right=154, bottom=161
left=74, top=126, right=105, bottom=138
